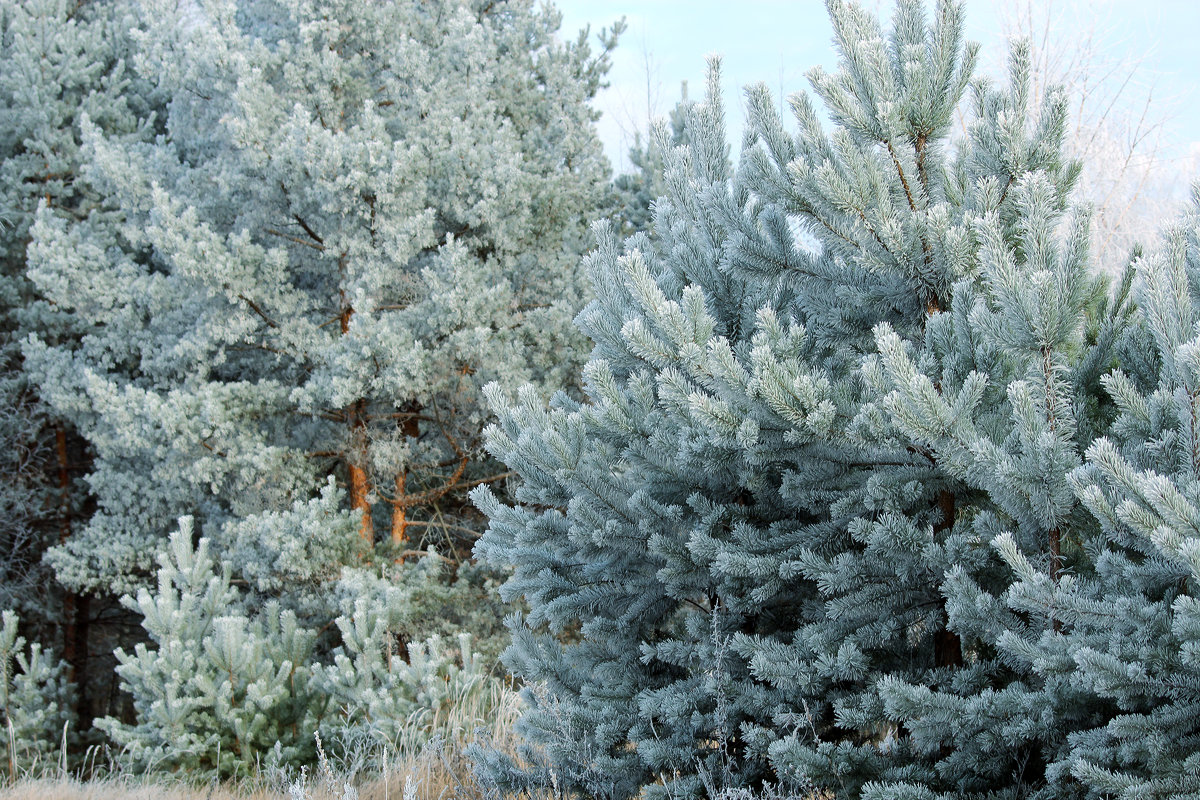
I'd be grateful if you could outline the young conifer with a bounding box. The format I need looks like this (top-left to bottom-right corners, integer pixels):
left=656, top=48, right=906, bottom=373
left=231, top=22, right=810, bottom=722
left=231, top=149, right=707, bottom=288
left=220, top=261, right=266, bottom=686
left=998, top=191, right=1200, bottom=799
left=0, top=610, right=74, bottom=777
left=101, top=519, right=488, bottom=776
left=474, top=2, right=1130, bottom=797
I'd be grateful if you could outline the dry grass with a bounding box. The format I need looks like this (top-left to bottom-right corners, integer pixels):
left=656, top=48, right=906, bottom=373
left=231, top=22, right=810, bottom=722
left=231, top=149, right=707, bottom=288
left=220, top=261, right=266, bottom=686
left=0, top=739, right=497, bottom=800
left=0, top=676, right=529, bottom=800
left=0, top=777, right=286, bottom=800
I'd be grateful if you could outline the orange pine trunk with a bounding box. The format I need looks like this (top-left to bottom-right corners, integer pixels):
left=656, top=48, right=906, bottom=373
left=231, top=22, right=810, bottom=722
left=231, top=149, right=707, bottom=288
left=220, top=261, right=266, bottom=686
left=390, top=413, right=421, bottom=550
left=347, top=399, right=373, bottom=546
left=391, top=471, right=408, bottom=548
left=349, top=464, right=373, bottom=545
left=340, top=302, right=373, bottom=546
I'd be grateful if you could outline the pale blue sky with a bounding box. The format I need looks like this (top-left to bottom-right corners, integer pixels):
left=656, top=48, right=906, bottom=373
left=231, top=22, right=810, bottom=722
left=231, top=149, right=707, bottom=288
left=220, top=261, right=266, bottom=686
left=556, top=0, right=1200, bottom=188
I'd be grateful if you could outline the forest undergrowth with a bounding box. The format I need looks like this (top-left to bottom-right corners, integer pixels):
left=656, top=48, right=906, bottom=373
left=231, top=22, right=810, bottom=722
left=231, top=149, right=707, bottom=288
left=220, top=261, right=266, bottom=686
left=0, top=673, right=525, bottom=800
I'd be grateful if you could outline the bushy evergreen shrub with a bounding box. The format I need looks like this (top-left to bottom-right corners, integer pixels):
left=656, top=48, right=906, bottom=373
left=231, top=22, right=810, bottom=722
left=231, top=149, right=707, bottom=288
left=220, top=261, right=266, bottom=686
left=472, top=2, right=1166, bottom=798
left=102, top=523, right=498, bottom=778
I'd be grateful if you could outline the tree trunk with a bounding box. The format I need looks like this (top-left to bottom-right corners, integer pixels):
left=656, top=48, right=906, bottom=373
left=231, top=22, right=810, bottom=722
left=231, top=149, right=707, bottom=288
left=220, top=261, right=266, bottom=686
left=390, top=412, right=421, bottom=549
left=347, top=399, right=373, bottom=547
left=67, top=594, right=90, bottom=730
left=1049, top=527, right=1062, bottom=580
left=1049, top=526, right=1062, bottom=632
left=933, top=489, right=964, bottom=668
left=391, top=471, right=407, bottom=548
left=339, top=304, right=373, bottom=546
left=55, top=425, right=91, bottom=727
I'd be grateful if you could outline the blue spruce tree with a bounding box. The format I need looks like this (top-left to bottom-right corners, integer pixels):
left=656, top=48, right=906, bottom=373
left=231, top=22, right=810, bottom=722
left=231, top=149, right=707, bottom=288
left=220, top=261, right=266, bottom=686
left=474, top=1, right=1137, bottom=797
left=984, top=189, right=1200, bottom=799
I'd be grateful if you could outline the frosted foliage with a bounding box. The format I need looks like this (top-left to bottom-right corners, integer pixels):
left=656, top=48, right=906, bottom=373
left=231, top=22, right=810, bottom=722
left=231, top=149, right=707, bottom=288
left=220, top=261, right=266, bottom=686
left=0, top=0, right=163, bottom=640
left=0, top=610, right=75, bottom=775
left=24, top=0, right=613, bottom=595
left=0, top=0, right=153, bottom=299
left=215, top=479, right=362, bottom=599
left=95, top=521, right=313, bottom=774
left=1023, top=190, right=1200, bottom=799
left=101, top=523, right=491, bottom=777
left=473, top=1, right=1151, bottom=798
left=0, top=380, right=52, bottom=627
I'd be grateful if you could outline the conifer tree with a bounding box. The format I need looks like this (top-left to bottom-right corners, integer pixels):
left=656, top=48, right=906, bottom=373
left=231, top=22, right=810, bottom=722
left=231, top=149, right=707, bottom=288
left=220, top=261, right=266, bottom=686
left=0, top=610, right=74, bottom=777
left=474, top=2, right=1132, bottom=797
left=97, top=522, right=319, bottom=775
left=988, top=190, right=1200, bottom=799
left=23, top=0, right=616, bottom=597
left=102, top=520, right=490, bottom=776
left=0, top=0, right=164, bottom=726
left=17, top=0, right=616, bottom=764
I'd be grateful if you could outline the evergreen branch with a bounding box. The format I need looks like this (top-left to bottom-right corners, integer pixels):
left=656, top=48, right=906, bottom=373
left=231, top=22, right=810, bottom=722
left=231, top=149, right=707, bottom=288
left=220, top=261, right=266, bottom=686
left=431, top=397, right=467, bottom=460
left=292, top=214, right=325, bottom=246
left=264, top=228, right=324, bottom=251
left=389, top=528, right=480, bottom=548
left=21, top=172, right=72, bottom=185
left=997, top=174, right=1016, bottom=207
left=458, top=471, right=514, bottom=490
left=811, top=210, right=861, bottom=248
left=364, top=411, right=436, bottom=423
left=885, top=140, right=940, bottom=313
left=237, top=294, right=279, bottom=328
left=197, top=439, right=227, bottom=457
left=886, top=141, right=919, bottom=213
left=850, top=205, right=890, bottom=253
left=915, top=132, right=930, bottom=198
left=1189, top=387, right=1200, bottom=478
left=382, top=456, right=470, bottom=509
left=788, top=192, right=861, bottom=248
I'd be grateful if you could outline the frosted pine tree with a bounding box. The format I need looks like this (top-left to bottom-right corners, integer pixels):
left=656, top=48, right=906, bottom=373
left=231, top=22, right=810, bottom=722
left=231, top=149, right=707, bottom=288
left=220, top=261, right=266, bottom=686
left=0, top=610, right=74, bottom=776
left=98, top=521, right=321, bottom=775
left=19, top=0, right=616, bottom=766
left=24, top=0, right=615, bottom=597
left=103, top=517, right=494, bottom=776
left=0, top=0, right=164, bottom=728
left=854, top=138, right=1132, bottom=800
left=474, top=1, right=1130, bottom=797
left=988, top=190, right=1200, bottom=799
